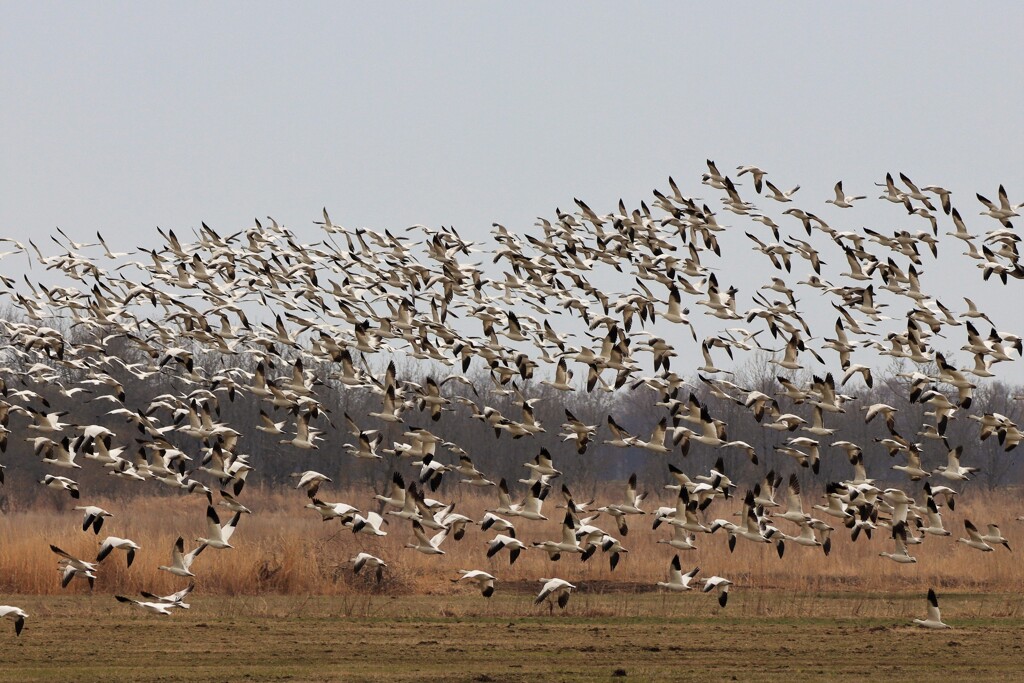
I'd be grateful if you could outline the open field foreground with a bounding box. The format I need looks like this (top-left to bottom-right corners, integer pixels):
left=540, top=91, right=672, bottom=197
left=1, top=593, right=1023, bottom=682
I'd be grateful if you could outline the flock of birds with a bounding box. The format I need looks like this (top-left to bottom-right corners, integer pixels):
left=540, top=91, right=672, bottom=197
left=2, top=160, right=1024, bottom=636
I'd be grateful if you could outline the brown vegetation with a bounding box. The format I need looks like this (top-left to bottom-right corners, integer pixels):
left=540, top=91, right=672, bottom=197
left=3, top=486, right=1022, bottom=597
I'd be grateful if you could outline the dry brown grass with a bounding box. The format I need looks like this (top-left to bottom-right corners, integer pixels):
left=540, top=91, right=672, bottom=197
left=2, top=484, right=1022, bottom=596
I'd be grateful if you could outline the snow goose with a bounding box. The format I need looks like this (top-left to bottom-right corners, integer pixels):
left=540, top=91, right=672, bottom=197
left=96, top=536, right=140, bottom=567
left=289, top=470, right=332, bottom=498
left=40, top=474, right=79, bottom=498
left=783, top=520, right=824, bottom=551
left=374, top=471, right=407, bottom=509
left=535, top=578, right=575, bottom=611
left=75, top=505, right=113, bottom=534
left=924, top=482, right=958, bottom=511
left=753, top=473, right=782, bottom=509
left=39, top=437, right=81, bottom=470
left=600, top=473, right=647, bottom=531
left=139, top=583, right=194, bottom=610
left=913, top=589, right=951, bottom=629
left=452, top=569, right=496, bottom=598
left=932, top=445, right=978, bottom=481
left=764, top=180, right=800, bottom=203
left=602, top=414, right=637, bottom=448
left=114, top=595, right=173, bottom=615
left=255, top=409, right=286, bottom=435
left=480, top=512, right=516, bottom=535
left=700, top=576, right=733, bottom=607
left=516, top=480, right=548, bottom=521
left=405, top=520, right=448, bottom=555
left=159, top=536, right=207, bottom=577
left=218, top=490, right=252, bottom=515
left=657, top=555, right=699, bottom=591
left=599, top=535, right=628, bottom=571
left=916, top=496, right=950, bottom=537
left=812, top=484, right=852, bottom=521
left=367, top=384, right=407, bottom=424
left=485, top=533, right=526, bottom=565
left=344, top=430, right=385, bottom=461
left=981, top=524, right=1011, bottom=551
left=776, top=474, right=810, bottom=524
left=826, top=181, right=866, bottom=208
left=437, top=509, right=476, bottom=540
left=278, top=413, right=322, bottom=450
left=50, top=545, right=98, bottom=589
left=532, top=512, right=584, bottom=561
left=26, top=408, right=72, bottom=433
left=878, top=522, right=917, bottom=563
left=671, top=490, right=712, bottom=535
left=453, top=450, right=495, bottom=487
left=196, top=506, right=240, bottom=550
left=412, top=454, right=452, bottom=492
left=891, top=446, right=929, bottom=481
left=958, top=520, right=994, bottom=551
left=736, top=165, right=767, bottom=193
left=351, top=552, right=387, bottom=583
left=658, top=524, right=698, bottom=551
left=306, top=498, right=360, bottom=524
left=977, top=184, right=1022, bottom=225
left=0, top=606, right=28, bottom=636
left=541, top=358, right=576, bottom=393
left=524, top=447, right=561, bottom=478
left=351, top=511, right=388, bottom=537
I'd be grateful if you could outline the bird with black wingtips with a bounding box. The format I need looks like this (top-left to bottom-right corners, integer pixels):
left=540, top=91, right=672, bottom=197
left=0, top=606, right=28, bottom=636
left=114, top=595, right=173, bottom=615
left=196, top=506, right=241, bottom=550
left=913, top=589, right=951, bottom=629
left=96, top=536, right=140, bottom=567
left=535, top=578, right=575, bottom=612
left=700, top=576, right=733, bottom=607
left=139, top=583, right=195, bottom=610
left=351, top=553, right=387, bottom=583
left=158, top=536, right=207, bottom=577
left=657, top=555, right=699, bottom=591
left=452, top=570, right=496, bottom=598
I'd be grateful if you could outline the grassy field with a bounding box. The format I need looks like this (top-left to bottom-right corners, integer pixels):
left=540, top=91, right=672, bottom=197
left=4, top=490, right=1023, bottom=680
left=1, top=592, right=1023, bottom=682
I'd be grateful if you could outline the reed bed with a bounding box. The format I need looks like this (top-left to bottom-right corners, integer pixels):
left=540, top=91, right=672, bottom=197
left=2, top=484, right=1022, bottom=597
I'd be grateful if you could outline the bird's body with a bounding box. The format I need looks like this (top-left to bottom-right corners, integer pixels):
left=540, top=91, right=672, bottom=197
left=0, top=606, right=27, bottom=636
left=657, top=555, right=699, bottom=591
left=453, top=569, right=496, bottom=598
left=535, top=578, right=575, bottom=609
left=913, top=589, right=950, bottom=629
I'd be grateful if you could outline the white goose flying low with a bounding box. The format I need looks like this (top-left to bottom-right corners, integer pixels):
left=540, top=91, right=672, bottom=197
left=452, top=569, right=496, bottom=598
left=139, top=583, right=195, bottom=609
left=115, top=595, right=174, bottom=615
left=0, top=606, right=28, bottom=636
left=657, top=555, right=700, bottom=591
left=913, top=588, right=951, bottom=629
left=535, top=578, right=575, bottom=610
left=351, top=552, right=387, bottom=583
left=96, top=536, right=141, bottom=567
left=197, top=506, right=241, bottom=549
left=700, top=575, right=733, bottom=607
left=158, top=536, right=207, bottom=577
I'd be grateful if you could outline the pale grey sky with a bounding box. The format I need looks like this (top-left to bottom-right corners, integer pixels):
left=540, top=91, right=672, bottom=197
left=2, top=3, right=1023, bottom=380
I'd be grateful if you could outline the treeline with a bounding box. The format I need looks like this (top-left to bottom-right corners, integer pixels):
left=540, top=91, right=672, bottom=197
left=1, top=313, right=1021, bottom=513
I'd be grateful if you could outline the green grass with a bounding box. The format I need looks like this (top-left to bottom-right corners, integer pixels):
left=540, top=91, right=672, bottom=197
left=1, top=593, right=1023, bottom=682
